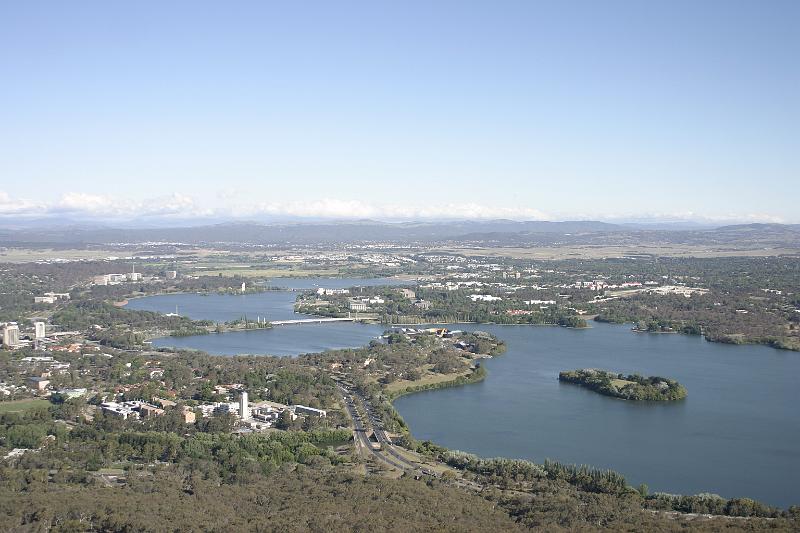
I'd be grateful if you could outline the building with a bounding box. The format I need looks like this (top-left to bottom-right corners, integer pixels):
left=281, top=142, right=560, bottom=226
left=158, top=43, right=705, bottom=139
left=294, top=405, right=327, bottom=418
left=127, top=264, right=142, bottom=282
left=94, top=274, right=128, bottom=285
left=56, top=388, right=87, bottom=399
left=469, top=294, right=503, bottom=302
left=413, top=300, right=431, bottom=310
left=316, top=288, right=349, bottom=296
left=166, top=270, right=177, bottom=279
left=100, top=401, right=140, bottom=420
left=2, top=323, right=20, bottom=348
left=239, top=391, right=250, bottom=420
left=182, top=407, right=196, bottom=424
left=26, top=376, right=50, bottom=391
left=139, top=404, right=165, bottom=418
left=46, top=292, right=70, bottom=300
left=399, top=288, right=416, bottom=299
left=348, top=300, right=368, bottom=311
left=34, top=296, right=57, bottom=304
left=34, top=322, right=46, bottom=339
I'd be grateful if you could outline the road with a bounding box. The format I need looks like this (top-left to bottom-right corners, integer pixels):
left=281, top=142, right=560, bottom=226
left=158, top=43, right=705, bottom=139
left=338, top=384, right=429, bottom=474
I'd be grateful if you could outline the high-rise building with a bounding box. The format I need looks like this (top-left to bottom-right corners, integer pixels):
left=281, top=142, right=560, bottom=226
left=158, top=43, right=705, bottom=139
left=2, top=322, right=20, bottom=348
left=239, top=391, right=250, bottom=420
left=34, top=322, right=46, bottom=339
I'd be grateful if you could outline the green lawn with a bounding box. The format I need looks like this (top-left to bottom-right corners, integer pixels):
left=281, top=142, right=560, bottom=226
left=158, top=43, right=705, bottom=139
left=0, top=398, right=50, bottom=413
left=610, top=378, right=635, bottom=389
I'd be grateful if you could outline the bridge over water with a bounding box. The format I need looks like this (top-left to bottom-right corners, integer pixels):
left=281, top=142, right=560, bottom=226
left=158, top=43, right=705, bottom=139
left=270, top=317, right=358, bottom=326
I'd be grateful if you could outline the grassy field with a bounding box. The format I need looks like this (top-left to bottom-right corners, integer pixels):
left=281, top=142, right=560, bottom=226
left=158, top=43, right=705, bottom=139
left=193, top=267, right=341, bottom=278
left=0, top=398, right=49, bottom=413
left=434, top=245, right=800, bottom=260
left=610, top=378, right=635, bottom=389
left=384, top=368, right=472, bottom=394
left=0, top=248, right=122, bottom=263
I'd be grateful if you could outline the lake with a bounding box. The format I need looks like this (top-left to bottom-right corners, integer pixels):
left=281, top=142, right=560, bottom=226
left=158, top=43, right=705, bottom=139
left=126, top=277, right=398, bottom=355
left=394, top=323, right=800, bottom=509
left=127, top=282, right=800, bottom=508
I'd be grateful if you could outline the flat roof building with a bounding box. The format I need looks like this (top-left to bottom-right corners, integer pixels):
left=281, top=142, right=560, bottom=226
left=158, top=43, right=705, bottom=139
left=2, top=323, right=20, bottom=348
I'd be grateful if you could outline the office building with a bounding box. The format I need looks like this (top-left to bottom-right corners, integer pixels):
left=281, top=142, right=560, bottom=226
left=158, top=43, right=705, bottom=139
left=2, top=323, right=20, bottom=348
left=239, top=391, right=250, bottom=420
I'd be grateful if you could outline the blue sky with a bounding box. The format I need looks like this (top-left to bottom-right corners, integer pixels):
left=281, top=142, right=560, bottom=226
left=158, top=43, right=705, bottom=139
left=0, top=1, right=798, bottom=223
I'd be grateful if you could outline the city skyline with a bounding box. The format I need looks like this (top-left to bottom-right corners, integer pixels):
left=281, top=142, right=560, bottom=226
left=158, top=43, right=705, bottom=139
left=1, top=1, right=798, bottom=224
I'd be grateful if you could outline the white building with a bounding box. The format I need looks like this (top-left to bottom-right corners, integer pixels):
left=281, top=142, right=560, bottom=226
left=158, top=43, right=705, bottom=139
left=239, top=391, right=250, bottom=420
left=34, top=322, right=46, bottom=339
left=316, top=288, right=349, bottom=296
left=348, top=300, right=368, bottom=311
left=294, top=405, right=327, bottom=418
left=2, top=323, right=20, bottom=348
left=100, top=401, right=139, bottom=420
left=469, top=294, right=503, bottom=302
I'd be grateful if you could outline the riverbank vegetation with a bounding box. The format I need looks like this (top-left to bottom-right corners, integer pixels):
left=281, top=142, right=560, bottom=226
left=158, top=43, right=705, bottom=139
left=559, top=369, right=688, bottom=401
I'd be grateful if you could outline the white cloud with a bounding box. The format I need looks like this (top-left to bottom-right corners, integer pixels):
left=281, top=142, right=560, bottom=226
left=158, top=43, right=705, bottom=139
left=566, top=210, right=788, bottom=225
left=0, top=191, right=794, bottom=224
left=242, top=199, right=549, bottom=221
left=0, top=192, right=45, bottom=215
left=49, top=192, right=211, bottom=218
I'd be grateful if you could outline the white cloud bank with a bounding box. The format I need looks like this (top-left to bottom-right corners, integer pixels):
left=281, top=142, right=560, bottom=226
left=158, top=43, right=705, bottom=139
left=0, top=192, right=792, bottom=225
left=0, top=192, right=550, bottom=222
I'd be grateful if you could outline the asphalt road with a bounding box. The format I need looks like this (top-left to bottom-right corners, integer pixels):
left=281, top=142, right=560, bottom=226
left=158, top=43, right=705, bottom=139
left=338, top=384, right=422, bottom=473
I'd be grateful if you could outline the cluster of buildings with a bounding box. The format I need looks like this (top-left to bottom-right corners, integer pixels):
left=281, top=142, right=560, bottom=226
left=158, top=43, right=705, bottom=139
left=387, top=326, right=459, bottom=338
left=100, top=398, right=196, bottom=423
left=194, top=391, right=327, bottom=431
left=2, top=320, right=80, bottom=350
left=93, top=265, right=143, bottom=285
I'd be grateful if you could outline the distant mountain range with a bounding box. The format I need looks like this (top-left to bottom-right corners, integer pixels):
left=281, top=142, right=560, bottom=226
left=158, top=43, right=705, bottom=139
left=0, top=220, right=798, bottom=248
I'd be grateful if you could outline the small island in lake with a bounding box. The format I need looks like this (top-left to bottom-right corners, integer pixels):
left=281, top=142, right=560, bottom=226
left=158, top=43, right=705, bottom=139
left=559, top=369, right=687, bottom=401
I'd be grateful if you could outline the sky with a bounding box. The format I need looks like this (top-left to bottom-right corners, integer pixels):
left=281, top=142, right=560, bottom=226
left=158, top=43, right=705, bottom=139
left=0, top=1, right=798, bottom=224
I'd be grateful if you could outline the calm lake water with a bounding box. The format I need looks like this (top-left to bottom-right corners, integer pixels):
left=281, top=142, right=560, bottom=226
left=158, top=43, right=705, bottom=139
left=126, top=277, right=398, bottom=355
left=394, top=323, right=800, bottom=509
left=127, top=282, right=800, bottom=508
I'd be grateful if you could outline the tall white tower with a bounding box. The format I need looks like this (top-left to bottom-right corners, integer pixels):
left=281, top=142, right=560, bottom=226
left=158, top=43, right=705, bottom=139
left=2, top=323, right=20, bottom=347
left=34, top=322, right=46, bottom=339
left=239, top=391, right=250, bottom=420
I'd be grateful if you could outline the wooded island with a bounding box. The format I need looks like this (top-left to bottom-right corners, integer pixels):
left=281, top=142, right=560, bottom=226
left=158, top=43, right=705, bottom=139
left=559, top=369, right=687, bottom=401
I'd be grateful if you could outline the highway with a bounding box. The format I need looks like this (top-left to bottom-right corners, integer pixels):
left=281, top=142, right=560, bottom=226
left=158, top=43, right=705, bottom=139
left=338, top=384, right=425, bottom=474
